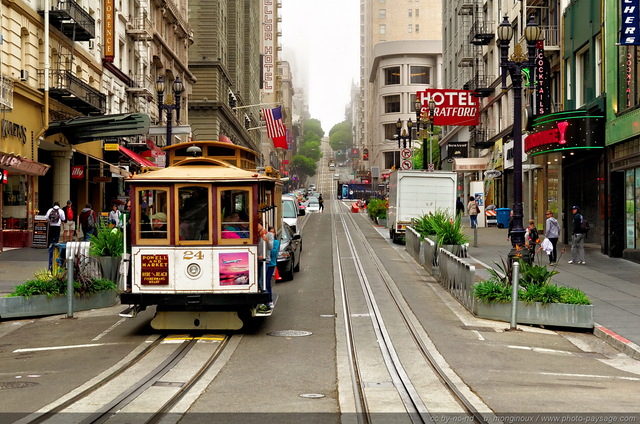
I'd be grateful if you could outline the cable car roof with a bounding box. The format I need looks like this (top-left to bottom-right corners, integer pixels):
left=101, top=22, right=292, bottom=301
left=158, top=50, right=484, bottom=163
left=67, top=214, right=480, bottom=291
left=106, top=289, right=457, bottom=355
left=127, top=165, right=279, bottom=184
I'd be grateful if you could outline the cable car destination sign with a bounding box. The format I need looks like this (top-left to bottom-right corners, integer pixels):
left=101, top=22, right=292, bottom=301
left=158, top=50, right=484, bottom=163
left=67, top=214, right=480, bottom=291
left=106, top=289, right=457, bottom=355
left=417, top=89, right=480, bottom=126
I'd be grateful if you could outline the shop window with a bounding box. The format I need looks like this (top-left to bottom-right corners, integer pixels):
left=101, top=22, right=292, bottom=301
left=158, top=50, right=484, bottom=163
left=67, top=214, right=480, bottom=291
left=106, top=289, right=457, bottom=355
left=138, top=188, right=169, bottom=241
left=219, top=188, right=251, bottom=242
left=178, top=185, right=210, bottom=241
left=2, top=174, right=27, bottom=230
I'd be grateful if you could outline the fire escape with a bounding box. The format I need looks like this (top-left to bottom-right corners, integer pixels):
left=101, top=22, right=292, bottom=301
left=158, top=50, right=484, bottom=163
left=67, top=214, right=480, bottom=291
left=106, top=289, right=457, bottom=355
left=459, top=0, right=495, bottom=149
left=38, top=0, right=105, bottom=115
left=126, top=0, right=155, bottom=112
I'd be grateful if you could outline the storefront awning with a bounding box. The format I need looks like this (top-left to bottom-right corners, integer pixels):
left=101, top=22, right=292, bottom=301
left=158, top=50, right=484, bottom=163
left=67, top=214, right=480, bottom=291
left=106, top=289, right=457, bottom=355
left=0, top=152, right=50, bottom=176
left=119, top=146, right=156, bottom=168
left=453, top=157, right=489, bottom=172
left=46, top=113, right=151, bottom=144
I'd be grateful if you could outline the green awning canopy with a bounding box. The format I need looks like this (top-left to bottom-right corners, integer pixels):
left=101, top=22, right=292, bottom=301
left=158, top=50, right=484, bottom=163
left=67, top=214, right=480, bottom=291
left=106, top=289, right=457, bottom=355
left=46, top=113, right=151, bottom=143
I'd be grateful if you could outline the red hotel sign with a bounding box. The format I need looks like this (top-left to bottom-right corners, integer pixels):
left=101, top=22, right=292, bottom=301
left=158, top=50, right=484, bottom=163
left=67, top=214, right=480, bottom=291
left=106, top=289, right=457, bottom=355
left=417, top=89, right=480, bottom=126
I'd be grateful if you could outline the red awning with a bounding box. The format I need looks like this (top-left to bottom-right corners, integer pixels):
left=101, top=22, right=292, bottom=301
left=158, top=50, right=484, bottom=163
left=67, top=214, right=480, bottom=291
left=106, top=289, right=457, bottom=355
left=119, top=146, right=157, bottom=167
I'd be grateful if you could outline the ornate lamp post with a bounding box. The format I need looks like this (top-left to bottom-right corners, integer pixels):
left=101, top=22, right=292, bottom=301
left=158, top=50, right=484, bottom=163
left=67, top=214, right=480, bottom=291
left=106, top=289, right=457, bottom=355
left=395, top=118, right=413, bottom=149
left=156, top=76, right=185, bottom=146
left=415, top=97, right=436, bottom=170
left=497, top=14, right=541, bottom=260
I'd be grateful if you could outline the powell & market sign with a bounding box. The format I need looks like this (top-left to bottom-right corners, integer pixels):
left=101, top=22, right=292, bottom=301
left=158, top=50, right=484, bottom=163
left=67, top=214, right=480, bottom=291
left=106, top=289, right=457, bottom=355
left=417, top=89, right=480, bottom=126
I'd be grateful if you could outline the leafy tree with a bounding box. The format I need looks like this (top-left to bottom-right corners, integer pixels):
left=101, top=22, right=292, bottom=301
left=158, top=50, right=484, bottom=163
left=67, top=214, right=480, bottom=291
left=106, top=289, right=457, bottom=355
left=298, top=140, right=322, bottom=162
left=290, top=154, right=317, bottom=180
left=329, top=121, right=353, bottom=152
left=303, top=119, right=324, bottom=139
left=412, top=128, right=441, bottom=170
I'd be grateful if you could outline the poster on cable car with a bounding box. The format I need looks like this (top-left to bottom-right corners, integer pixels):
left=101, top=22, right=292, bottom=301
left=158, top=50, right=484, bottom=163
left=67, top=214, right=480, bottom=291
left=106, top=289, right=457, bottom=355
left=416, top=89, right=480, bottom=126
left=32, top=215, right=49, bottom=248
left=218, top=252, right=250, bottom=286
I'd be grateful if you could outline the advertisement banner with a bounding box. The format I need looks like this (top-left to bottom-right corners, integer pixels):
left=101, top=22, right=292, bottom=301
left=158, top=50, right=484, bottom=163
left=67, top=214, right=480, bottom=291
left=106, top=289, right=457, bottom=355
left=620, top=0, right=640, bottom=45
left=417, top=89, right=480, bottom=126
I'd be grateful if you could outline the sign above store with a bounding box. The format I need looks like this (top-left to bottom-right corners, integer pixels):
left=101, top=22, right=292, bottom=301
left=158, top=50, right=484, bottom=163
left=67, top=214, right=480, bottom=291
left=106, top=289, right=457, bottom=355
left=417, top=89, right=480, bottom=126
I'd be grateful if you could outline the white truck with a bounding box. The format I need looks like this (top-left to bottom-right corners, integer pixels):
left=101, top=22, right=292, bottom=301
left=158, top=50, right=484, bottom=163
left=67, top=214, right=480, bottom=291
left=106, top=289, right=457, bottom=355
left=387, top=170, right=457, bottom=243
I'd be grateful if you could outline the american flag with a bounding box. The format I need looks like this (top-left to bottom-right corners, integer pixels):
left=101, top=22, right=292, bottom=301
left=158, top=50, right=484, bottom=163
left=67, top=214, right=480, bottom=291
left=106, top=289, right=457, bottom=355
left=262, top=106, right=286, bottom=139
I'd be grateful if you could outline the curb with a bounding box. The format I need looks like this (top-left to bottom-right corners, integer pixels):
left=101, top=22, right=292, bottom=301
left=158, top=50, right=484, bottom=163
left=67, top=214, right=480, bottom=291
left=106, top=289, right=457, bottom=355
left=593, top=323, right=640, bottom=360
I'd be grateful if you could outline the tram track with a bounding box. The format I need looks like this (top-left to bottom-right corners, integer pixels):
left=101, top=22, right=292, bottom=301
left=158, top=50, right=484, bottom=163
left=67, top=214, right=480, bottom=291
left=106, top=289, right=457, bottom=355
left=20, top=334, right=231, bottom=424
left=334, top=200, right=494, bottom=424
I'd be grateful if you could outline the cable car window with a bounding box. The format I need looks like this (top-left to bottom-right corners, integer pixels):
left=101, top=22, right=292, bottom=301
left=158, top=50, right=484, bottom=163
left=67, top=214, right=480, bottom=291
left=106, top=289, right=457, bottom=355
left=220, top=188, right=251, bottom=240
left=178, top=186, right=210, bottom=240
left=139, top=188, right=168, bottom=239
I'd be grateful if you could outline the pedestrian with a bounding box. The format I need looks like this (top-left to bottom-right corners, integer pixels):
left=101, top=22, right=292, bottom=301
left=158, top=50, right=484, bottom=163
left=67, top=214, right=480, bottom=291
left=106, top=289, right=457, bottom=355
left=569, top=205, right=586, bottom=264
left=545, top=210, right=560, bottom=264
left=456, top=197, right=464, bottom=216
left=525, top=219, right=539, bottom=260
left=256, top=219, right=274, bottom=312
left=467, top=196, right=479, bottom=229
left=506, top=210, right=514, bottom=242
left=318, top=194, right=324, bottom=213
left=79, top=203, right=98, bottom=241
left=45, top=201, right=66, bottom=248
left=45, top=201, right=65, bottom=271
left=266, top=225, right=280, bottom=303
left=62, top=200, right=76, bottom=242
left=108, top=204, right=121, bottom=228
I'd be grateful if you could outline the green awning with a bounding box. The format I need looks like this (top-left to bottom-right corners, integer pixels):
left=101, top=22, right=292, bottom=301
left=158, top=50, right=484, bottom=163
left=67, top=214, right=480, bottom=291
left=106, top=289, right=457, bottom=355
left=45, top=113, right=151, bottom=144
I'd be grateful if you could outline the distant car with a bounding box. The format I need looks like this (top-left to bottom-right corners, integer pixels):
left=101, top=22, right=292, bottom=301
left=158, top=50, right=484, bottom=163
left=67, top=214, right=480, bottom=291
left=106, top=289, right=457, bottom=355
left=306, top=198, right=321, bottom=213
left=282, top=195, right=304, bottom=234
left=277, top=222, right=302, bottom=281
left=309, top=184, right=316, bottom=191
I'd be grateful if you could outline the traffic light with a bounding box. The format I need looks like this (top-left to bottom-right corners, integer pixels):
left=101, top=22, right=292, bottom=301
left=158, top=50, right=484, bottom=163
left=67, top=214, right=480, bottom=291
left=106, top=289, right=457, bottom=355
left=337, top=150, right=343, bottom=159
left=363, top=148, right=369, bottom=161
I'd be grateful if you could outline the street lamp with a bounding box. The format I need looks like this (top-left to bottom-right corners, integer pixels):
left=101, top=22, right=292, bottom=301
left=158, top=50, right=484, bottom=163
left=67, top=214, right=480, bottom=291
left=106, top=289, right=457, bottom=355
left=497, top=14, right=541, bottom=260
left=395, top=118, right=413, bottom=149
left=415, top=97, right=436, bottom=170
left=156, top=76, right=185, bottom=146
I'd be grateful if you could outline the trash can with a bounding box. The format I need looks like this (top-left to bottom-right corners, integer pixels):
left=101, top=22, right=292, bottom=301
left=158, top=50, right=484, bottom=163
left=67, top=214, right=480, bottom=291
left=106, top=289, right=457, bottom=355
left=496, top=208, right=511, bottom=229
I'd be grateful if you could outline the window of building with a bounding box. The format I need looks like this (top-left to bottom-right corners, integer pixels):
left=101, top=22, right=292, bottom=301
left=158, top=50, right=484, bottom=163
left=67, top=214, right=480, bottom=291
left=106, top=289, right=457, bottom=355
left=624, top=167, right=640, bottom=249
left=595, top=35, right=602, bottom=97
left=178, top=185, right=210, bottom=241
left=138, top=188, right=169, bottom=241
left=384, top=67, right=400, bottom=85
left=384, top=95, right=401, bottom=113
left=380, top=24, right=386, bottom=35
left=415, top=24, right=419, bottom=33
left=416, top=9, right=419, bottom=17
left=384, top=151, right=401, bottom=169
left=384, top=123, right=397, bottom=141
left=576, top=45, right=590, bottom=107
left=410, top=66, right=430, bottom=84
left=379, top=9, right=386, bottom=19
left=408, top=24, right=412, bottom=33
left=408, top=9, right=412, bottom=17
left=565, top=58, right=572, bottom=101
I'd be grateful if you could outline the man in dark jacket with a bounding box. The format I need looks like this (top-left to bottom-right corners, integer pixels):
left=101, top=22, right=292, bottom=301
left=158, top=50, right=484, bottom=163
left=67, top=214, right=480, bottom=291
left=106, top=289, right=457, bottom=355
left=568, top=206, right=586, bottom=264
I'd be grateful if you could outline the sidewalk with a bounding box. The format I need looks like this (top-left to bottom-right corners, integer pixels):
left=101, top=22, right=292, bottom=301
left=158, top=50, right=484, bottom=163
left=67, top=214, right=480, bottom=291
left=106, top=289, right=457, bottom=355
left=463, top=225, right=640, bottom=358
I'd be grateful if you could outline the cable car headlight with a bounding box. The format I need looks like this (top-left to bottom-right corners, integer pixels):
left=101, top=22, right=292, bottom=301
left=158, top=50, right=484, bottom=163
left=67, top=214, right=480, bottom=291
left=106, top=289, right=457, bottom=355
left=186, top=263, right=202, bottom=278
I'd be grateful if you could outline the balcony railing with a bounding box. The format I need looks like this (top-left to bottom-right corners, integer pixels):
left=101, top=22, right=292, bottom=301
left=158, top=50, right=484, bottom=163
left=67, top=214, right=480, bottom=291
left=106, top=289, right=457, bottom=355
left=38, top=0, right=95, bottom=41
left=40, top=70, right=105, bottom=114
left=164, top=0, right=192, bottom=36
left=541, top=26, right=560, bottom=49
left=0, top=75, right=14, bottom=111
left=466, top=74, right=496, bottom=98
left=470, top=21, right=495, bottom=45
left=470, top=128, right=496, bottom=149
left=126, top=75, right=155, bottom=99
left=127, top=16, right=154, bottom=40
left=457, top=44, right=474, bottom=67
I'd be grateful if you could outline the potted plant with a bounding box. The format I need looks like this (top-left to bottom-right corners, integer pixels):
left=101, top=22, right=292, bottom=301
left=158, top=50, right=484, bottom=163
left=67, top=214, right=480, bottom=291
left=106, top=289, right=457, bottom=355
left=433, top=213, right=468, bottom=257
left=367, top=198, right=387, bottom=226
left=473, top=258, right=593, bottom=328
left=89, top=221, right=124, bottom=282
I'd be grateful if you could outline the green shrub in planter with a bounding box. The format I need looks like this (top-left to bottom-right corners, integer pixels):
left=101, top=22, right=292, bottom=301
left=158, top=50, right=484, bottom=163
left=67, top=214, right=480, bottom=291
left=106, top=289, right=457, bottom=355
left=412, top=210, right=467, bottom=245
left=8, top=269, right=116, bottom=298
left=474, top=259, right=591, bottom=305
left=367, top=198, right=387, bottom=220
left=89, top=222, right=124, bottom=258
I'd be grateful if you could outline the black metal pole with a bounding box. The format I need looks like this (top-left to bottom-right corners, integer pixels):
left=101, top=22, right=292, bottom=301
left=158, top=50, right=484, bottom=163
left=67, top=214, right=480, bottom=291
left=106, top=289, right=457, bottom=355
left=509, top=70, right=526, bottom=252
left=166, top=106, right=173, bottom=146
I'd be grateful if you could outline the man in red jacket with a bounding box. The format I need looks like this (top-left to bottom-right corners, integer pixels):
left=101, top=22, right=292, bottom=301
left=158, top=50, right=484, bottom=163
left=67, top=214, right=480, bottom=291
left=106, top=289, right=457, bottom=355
left=62, top=200, right=76, bottom=242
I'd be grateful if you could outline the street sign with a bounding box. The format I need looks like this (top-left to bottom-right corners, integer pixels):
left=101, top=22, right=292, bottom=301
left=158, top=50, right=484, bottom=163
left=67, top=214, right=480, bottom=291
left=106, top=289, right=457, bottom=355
left=485, top=170, right=502, bottom=178
left=401, top=160, right=413, bottom=170
left=401, top=149, right=412, bottom=159
left=427, top=164, right=435, bottom=172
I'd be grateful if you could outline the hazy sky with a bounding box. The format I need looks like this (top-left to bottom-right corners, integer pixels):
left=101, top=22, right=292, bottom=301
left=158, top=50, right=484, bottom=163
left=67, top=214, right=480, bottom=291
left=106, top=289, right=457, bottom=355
left=280, top=0, right=360, bottom=133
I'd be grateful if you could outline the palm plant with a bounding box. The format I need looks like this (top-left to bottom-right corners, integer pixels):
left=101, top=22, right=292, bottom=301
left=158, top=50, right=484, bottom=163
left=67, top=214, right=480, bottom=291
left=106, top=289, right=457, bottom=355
left=89, top=221, right=124, bottom=257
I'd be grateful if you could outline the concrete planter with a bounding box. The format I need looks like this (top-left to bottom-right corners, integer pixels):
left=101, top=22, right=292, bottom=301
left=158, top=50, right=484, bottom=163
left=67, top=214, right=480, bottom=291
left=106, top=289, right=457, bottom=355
left=0, top=291, right=119, bottom=319
left=376, top=217, right=387, bottom=227
left=475, top=300, right=594, bottom=329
